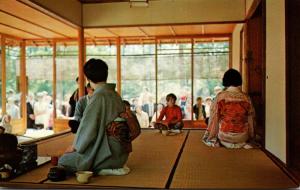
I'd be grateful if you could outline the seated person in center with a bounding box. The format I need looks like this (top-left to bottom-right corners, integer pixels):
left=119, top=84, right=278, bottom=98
left=193, top=96, right=206, bottom=121
left=154, top=93, right=183, bottom=133
left=202, top=69, right=255, bottom=149
left=58, top=58, right=130, bottom=176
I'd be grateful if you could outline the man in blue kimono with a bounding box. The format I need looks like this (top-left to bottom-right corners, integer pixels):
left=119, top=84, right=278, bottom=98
left=58, top=58, right=130, bottom=176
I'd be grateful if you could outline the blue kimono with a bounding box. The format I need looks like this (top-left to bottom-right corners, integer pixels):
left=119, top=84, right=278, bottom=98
left=58, top=83, right=129, bottom=173
left=74, top=95, right=90, bottom=122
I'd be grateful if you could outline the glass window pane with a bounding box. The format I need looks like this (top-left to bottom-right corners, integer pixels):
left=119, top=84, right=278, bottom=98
left=86, top=44, right=117, bottom=84
left=6, top=42, right=21, bottom=119
left=157, top=41, right=192, bottom=120
left=56, top=44, right=78, bottom=119
left=26, top=46, right=53, bottom=129
left=193, top=41, right=229, bottom=121
left=121, top=44, right=155, bottom=128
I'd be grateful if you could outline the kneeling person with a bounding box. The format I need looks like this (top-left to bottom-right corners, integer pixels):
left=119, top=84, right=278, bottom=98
left=58, top=58, right=130, bottom=176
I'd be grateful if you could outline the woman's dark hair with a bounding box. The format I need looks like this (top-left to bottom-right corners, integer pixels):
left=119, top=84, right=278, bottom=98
left=166, top=93, right=177, bottom=102
left=86, top=83, right=91, bottom=88
left=123, top=100, right=131, bottom=107
left=83, top=58, right=108, bottom=83
left=222, top=69, right=242, bottom=87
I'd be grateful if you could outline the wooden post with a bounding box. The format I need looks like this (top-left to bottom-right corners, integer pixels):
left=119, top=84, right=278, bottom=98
left=116, top=37, right=121, bottom=94
left=53, top=41, right=57, bottom=119
left=20, top=40, right=27, bottom=133
left=83, top=38, right=86, bottom=64
left=78, top=28, right=85, bottom=97
left=1, top=36, right=6, bottom=114
left=191, top=38, right=194, bottom=121
left=155, top=38, right=158, bottom=120
left=229, top=36, right=233, bottom=68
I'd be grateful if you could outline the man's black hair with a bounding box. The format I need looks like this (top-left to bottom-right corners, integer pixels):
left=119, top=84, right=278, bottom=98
left=83, top=58, right=108, bottom=83
left=123, top=100, right=131, bottom=107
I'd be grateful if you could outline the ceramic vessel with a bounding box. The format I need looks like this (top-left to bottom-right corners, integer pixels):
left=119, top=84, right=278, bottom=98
left=76, top=171, right=93, bottom=184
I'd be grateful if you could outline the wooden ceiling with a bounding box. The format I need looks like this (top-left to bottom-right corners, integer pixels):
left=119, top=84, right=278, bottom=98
left=0, top=0, right=78, bottom=40
left=78, top=0, right=152, bottom=3
left=84, top=24, right=235, bottom=38
left=0, top=0, right=235, bottom=45
left=79, top=0, right=130, bottom=3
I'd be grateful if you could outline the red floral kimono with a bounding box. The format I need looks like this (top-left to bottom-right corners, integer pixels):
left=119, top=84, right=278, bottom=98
left=202, top=86, right=255, bottom=148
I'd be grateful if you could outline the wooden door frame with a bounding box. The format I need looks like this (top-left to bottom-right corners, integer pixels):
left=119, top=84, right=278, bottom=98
left=286, top=0, right=300, bottom=181
left=244, top=0, right=266, bottom=147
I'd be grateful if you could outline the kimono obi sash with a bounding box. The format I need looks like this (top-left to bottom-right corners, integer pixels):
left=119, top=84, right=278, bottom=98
left=218, top=100, right=250, bottom=133
left=106, top=117, right=132, bottom=153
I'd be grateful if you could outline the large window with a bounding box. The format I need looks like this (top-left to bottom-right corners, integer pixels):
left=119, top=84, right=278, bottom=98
left=6, top=41, right=21, bottom=120
left=157, top=41, right=192, bottom=120
left=121, top=44, right=155, bottom=128
left=193, top=42, right=229, bottom=98
left=26, top=46, right=53, bottom=129
left=193, top=41, right=229, bottom=120
left=0, top=37, right=229, bottom=132
left=56, top=44, right=78, bottom=118
left=86, top=44, right=117, bottom=84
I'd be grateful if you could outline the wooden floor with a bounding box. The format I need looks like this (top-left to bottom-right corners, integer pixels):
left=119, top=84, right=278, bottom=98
left=1, top=130, right=299, bottom=189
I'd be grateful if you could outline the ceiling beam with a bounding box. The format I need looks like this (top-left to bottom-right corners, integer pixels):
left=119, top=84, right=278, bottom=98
left=0, top=32, right=23, bottom=41
left=156, top=33, right=231, bottom=39
left=84, top=30, right=94, bottom=38
left=0, top=22, right=47, bottom=39
left=105, top=28, right=119, bottom=37
left=201, top=25, right=205, bottom=35
left=169, top=26, right=176, bottom=36
left=0, top=10, right=69, bottom=38
left=138, top=27, right=149, bottom=37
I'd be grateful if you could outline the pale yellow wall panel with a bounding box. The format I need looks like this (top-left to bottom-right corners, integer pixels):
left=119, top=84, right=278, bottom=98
left=232, top=24, right=243, bottom=70
left=83, top=0, right=245, bottom=27
left=30, top=0, right=82, bottom=26
left=265, top=0, right=286, bottom=163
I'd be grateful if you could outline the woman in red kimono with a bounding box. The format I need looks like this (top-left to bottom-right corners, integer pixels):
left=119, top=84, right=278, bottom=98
left=202, top=69, right=255, bottom=148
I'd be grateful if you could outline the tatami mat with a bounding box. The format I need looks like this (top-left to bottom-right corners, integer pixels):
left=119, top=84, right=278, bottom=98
left=45, top=130, right=187, bottom=188
left=170, top=130, right=298, bottom=189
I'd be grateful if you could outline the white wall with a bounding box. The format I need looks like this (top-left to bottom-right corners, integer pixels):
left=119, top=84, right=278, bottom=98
left=83, top=0, right=245, bottom=27
left=265, top=0, right=286, bottom=163
left=232, top=24, right=244, bottom=71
